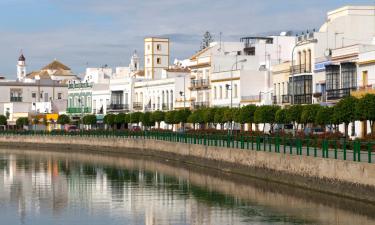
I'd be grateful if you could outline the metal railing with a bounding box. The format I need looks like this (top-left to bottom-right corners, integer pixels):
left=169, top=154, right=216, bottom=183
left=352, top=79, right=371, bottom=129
left=133, top=102, right=142, bottom=110
left=190, top=79, right=210, bottom=90
left=290, top=64, right=312, bottom=74
left=0, top=130, right=373, bottom=164
left=67, top=107, right=91, bottom=113
left=193, top=102, right=209, bottom=109
left=68, top=83, right=93, bottom=89
left=10, top=97, right=22, bottom=102
left=107, top=104, right=129, bottom=111
left=326, top=87, right=356, bottom=100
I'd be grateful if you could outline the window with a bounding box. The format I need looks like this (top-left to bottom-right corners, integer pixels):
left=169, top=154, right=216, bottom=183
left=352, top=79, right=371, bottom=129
left=157, top=57, right=161, bottom=64
left=225, top=86, right=229, bottom=99
left=57, top=93, right=62, bottom=99
left=147, top=44, right=150, bottom=50
left=147, top=58, right=150, bottom=64
left=157, top=44, right=161, bottom=51
left=341, top=63, right=356, bottom=89
left=32, top=92, right=36, bottom=98
left=220, top=86, right=223, bottom=99
left=234, top=84, right=238, bottom=98
left=214, top=86, right=217, bottom=99
left=326, top=65, right=340, bottom=90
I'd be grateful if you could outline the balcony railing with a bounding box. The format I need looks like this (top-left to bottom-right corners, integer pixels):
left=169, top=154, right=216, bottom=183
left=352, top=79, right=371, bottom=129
left=241, top=95, right=261, bottom=102
left=282, top=95, right=290, bottom=104
left=290, top=64, right=312, bottom=74
left=190, top=79, right=210, bottom=90
left=10, top=97, right=22, bottom=102
left=67, top=107, right=91, bottom=114
left=327, top=88, right=356, bottom=101
left=193, top=102, right=209, bottom=109
left=133, top=102, right=142, bottom=110
left=68, top=83, right=93, bottom=89
left=107, top=104, right=129, bottom=111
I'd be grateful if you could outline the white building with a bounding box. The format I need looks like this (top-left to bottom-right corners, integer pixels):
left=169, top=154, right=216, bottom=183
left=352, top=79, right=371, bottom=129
left=144, top=37, right=169, bottom=79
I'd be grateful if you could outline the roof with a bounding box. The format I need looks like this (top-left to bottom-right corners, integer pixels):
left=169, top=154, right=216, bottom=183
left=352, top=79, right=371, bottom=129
left=18, top=54, right=25, bottom=61
left=190, top=46, right=213, bottom=60
left=134, top=70, right=145, bottom=76
left=26, top=70, right=51, bottom=79
left=42, top=60, right=71, bottom=70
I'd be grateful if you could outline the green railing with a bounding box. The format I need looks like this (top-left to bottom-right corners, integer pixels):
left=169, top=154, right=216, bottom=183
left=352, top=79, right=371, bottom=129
left=0, top=130, right=373, bottom=164
left=67, top=107, right=92, bottom=114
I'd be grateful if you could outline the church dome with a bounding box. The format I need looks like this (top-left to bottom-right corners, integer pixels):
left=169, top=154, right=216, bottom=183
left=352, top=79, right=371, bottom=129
left=18, top=54, right=25, bottom=61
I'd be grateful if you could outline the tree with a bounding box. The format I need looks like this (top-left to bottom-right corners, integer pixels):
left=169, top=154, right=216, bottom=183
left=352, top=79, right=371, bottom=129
left=165, top=111, right=178, bottom=130
left=175, top=109, right=191, bottom=130
left=275, top=109, right=289, bottom=125
left=200, top=31, right=214, bottom=50
left=0, top=115, right=7, bottom=126
left=16, top=117, right=29, bottom=129
left=140, top=112, right=155, bottom=129
left=114, top=113, right=126, bottom=129
left=202, top=108, right=216, bottom=128
left=151, top=111, right=165, bottom=129
left=286, top=105, right=304, bottom=131
left=82, top=115, right=97, bottom=126
left=356, top=94, right=375, bottom=135
left=214, top=108, right=226, bottom=130
left=334, top=96, right=358, bottom=137
left=254, top=105, right=280, bottom=132
left=235, top=105, right=257, bottom=131
left=315, top=106, right=333, bottom=131
left=103, top=114, right=116, bottom=130
left=57, top=114, right=70, bottom=126
left=301, top=104, right=321, bottom=129
left=130, top=112, right=142, bottom=124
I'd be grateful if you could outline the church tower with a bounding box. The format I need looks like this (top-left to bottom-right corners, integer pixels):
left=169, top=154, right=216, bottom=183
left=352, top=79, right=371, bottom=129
left=144, top=37, right=169, bottom=79
left=130, top=50, right=140, bottom=72
left=17, top=52, right=26, bottom=81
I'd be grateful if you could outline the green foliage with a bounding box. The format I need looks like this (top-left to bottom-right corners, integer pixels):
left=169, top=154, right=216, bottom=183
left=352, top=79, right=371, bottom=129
left=334, top=96, right=358, bottom=125
left=188, top=109, right=204, bottom=124
left=223, top=107, right=235, bottom=123
left=175, top=109, right=191, bottom=124
left=356, top=94, right=375, bottom=122
left=165, top=111, right=178, bottom=125
left=286, top=105, right=303, bottom=127
left=57, top=114, right=70, bottom=125
left=275, top=109, right=289, bottom=124
left=235, top=105, right=257, bottom=124
left=301, top=104, right=321, bottom=125
left=151, top=111, right=165, bottom=123
left=114, top=113, right=126, bottom=125
left=254, top=105, right=279, bottom=125
left=130, top=112, right=142, bottom=123
left=315, top=106, right=333, bottom=126
left=213, top=108, right=225, bottom=125
left=0, top=115, right=8, bottom=126
left=202, top=108, right=216, bottom=124
left=140, top=112, right=155, bottom=127
left=16, top=117, right=29, bottom=128
left=103, top=114, right=116, bottom=126
left=82, top=115, right=97, bottom=125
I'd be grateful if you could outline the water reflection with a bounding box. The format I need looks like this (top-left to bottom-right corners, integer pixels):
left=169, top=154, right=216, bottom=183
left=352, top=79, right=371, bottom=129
left=0, top=149, right=374, bottom=225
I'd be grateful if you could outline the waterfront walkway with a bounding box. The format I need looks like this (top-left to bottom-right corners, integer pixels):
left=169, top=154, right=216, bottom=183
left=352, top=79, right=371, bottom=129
left=1, top=131, right=373, bottom=164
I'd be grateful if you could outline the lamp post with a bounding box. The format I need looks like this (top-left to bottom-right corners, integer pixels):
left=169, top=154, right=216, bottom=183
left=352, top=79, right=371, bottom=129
left=291, top=38, right=317, bottom=105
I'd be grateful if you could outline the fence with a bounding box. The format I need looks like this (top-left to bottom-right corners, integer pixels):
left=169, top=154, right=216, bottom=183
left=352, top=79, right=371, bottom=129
left=0, top=130, right=373, bottom=164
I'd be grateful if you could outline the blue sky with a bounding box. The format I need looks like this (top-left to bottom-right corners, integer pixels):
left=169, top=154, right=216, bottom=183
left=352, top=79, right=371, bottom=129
left=0, top=0, right=374, bottom=77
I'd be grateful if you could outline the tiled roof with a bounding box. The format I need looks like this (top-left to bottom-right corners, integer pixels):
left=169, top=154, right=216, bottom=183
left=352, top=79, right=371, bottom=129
left=42, top=60, right=71, bottom=70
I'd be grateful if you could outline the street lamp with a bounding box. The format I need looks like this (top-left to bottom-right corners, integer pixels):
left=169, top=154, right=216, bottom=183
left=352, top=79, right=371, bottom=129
left=291, top=38, right=317, bottom=105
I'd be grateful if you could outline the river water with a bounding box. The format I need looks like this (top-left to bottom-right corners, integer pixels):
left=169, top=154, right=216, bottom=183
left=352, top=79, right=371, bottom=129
left=0, top=148, right=374, bottom=225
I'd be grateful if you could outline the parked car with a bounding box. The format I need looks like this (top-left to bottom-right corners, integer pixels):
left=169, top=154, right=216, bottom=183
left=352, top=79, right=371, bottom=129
left=130, top=126, right=141, bottom=132
left=65, top=125, right=79, bottom=133
left=274, top=124, right=294, bottom=134
left=304, top=127, right=325, bottom=135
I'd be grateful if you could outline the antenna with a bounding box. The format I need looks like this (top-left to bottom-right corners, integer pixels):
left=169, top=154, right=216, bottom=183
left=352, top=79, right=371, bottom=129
left=219, top=32, right=222, bottom=52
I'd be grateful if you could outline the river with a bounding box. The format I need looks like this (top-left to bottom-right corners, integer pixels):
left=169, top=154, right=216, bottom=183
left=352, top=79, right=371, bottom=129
left=0, top=148, right=374, bottom=225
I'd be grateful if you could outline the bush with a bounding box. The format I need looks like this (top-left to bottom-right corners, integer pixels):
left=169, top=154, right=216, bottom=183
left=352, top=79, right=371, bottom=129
left=16, top=117, right=29, bottom=128
left=57, top=114, right=70, bottom=125
left=0, top=115, right=7, bottom=126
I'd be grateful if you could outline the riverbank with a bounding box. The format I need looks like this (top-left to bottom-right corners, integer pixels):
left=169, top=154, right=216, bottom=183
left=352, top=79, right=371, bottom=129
left=0, top=135, right=374, bottom=203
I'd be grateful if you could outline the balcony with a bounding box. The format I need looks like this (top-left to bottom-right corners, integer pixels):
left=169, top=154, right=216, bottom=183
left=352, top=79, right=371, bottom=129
left=107, top=104, right=129, bottom=111
left=68, top=83, right=93, bottom=89
left=327, top=88, right=356, bottom=101
left=67, top=107, right=91, bottom=114
left=193, top=102, right=209, bottom=109
left=133, top=102, right=142, bottom=110
left=190, top=79, right=210, bottom=90
left=351, top=85, right=375, bottom=98
left=290, top=64, right=312, bottom=74
left=282, top=95, right=290, bottom=104
left=10, top=97, right=22, bottom=102
left=241, top=95, right=261, bottom=103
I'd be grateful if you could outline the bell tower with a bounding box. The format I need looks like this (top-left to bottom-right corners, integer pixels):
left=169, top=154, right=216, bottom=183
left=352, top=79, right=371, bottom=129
left=130, top=50, right=140, bottom=72
left=17, top=51, right=26, bottom=81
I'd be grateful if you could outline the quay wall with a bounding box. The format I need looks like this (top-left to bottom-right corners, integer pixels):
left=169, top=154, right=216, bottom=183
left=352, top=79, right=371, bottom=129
left=0, top=135, right=374, bottom=203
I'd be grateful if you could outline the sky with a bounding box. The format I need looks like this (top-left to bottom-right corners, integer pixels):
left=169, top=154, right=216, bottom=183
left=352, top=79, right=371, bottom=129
left=0, top=0, right=374, bottom=77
